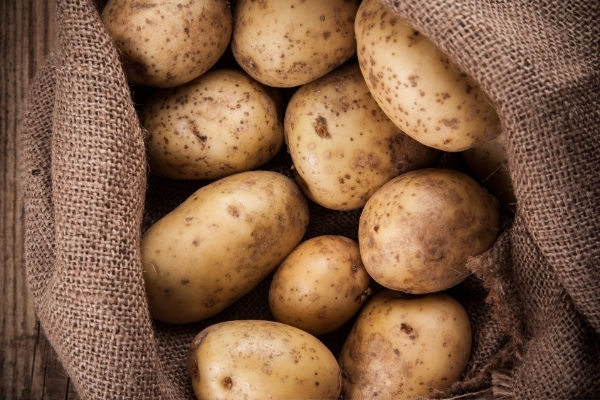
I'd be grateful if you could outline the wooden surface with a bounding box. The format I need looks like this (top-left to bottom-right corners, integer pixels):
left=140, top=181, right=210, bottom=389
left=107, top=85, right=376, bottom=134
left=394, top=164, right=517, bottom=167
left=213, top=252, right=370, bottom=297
left=1, top=0, right=80, bottom=399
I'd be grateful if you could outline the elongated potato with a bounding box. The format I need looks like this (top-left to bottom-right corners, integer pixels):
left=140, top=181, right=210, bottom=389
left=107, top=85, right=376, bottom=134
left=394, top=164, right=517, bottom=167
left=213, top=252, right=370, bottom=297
left=187, top=320, right=342, bottom=400
left=355, top=0, right=501, bottom=151
left=338, top=290, right=472, bottom=399
left=141, top=170, right=309, bottom=324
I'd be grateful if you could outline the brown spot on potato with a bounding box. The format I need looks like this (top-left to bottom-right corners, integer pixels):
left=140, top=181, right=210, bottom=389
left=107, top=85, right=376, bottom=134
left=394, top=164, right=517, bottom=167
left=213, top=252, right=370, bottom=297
left=130, top=2, right=158, bottom=10
left=204, top=300, right=215, bottom=308
left=408, top=75, right=419, bottom=87
left=352, top=150, right=380, bottom=170
left=228, top=205, right=240, bottom=218
left=313, top=115, right=330, bottom=138
left=441, top=118, right=460, bottom=129
left=189, top=363, right=200, bottom=380
left=400, top=323, right=413, bottom=334
left=221, top=376, right=233, bottom=389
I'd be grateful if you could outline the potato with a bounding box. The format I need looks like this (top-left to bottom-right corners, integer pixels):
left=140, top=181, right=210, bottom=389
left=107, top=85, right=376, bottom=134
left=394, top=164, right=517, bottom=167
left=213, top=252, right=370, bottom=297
left=140, top=68, right=284, bottom=180
left=462, top=132, right=517, bottom=210
left=141, top=170, right=310, bottom=324
left=231, top=0, right=359, bottom=88
left=338, top=289, right=472, bottom=399
left=268, top=235, right=372, bottom=336
left=285, top=64, right=440, bottom=211
left=101, top=0, right=232, bottom=88
left=359, top=168, right=499, bottom=294
left=354, top=0, right=501, bottom=151
left=187, top=320, right=342, bottom=400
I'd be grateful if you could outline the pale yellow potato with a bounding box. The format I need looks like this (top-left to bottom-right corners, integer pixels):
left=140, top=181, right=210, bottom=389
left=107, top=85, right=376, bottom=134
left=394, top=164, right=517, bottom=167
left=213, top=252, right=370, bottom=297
left=463, top=132, right=517, bottom=210
left=141, top=170, right=309, bottom=324
left=338, top=289, right=472, bottom=399
left=231, top=0, right=359, bottom=87
left=285, top=64, right=440, bottom=211
left=355, top=0, right=501, bottom=151
left=187, top=320, right=342, bottom=400
left=140, top=68, right=284, bottom=180
left=268, top=235, right=372, bottom=336
left=101, top=0, right=232, bottom=87
left=359, top=168, right=499, bottom=294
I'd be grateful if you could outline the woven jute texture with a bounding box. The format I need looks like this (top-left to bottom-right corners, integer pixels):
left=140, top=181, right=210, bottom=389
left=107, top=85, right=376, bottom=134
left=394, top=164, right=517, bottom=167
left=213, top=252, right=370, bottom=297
left=19, top=0, right=599, bottom=399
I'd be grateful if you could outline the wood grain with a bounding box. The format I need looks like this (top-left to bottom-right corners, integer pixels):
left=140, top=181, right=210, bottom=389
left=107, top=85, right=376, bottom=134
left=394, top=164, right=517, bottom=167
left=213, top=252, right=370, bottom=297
left=1, top=0, right=79, bottom=399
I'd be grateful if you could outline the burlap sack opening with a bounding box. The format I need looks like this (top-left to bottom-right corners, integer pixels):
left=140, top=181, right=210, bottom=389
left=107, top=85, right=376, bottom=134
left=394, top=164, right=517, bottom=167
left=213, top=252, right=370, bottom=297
left=19, top=0, right=599, bottom=399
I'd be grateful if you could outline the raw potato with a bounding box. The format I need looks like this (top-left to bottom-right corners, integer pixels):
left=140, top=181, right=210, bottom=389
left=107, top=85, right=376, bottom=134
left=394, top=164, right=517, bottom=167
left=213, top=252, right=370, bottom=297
left=231, top=0, right=359, bottom=88
left=338, top=289, right=472, bottom=400
left=101, top=0, right=232, bottom=87
left=140, top=170, right=309, bottom=324
left=359, top=168, right=500, bottom=294
left=140, top=68, right=284, bottom=180
left=187, top=320, right=342, bottom=400
left=463, top=132, right=517, bottom=210
left=355, top=0, right=501, bottom=151
left=269, top=235, right=372, bottom=336
left=285, top=64, right=440, bottom=211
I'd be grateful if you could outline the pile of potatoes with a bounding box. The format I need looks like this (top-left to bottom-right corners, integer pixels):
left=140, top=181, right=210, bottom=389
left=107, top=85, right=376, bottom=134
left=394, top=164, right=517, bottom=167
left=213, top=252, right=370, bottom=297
left=102, top=0, right=514, bottom=399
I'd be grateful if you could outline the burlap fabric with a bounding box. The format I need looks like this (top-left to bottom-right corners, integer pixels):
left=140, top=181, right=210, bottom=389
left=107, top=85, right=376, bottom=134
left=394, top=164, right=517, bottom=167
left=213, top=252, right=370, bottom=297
left=19, top=0, right=599, bottom=398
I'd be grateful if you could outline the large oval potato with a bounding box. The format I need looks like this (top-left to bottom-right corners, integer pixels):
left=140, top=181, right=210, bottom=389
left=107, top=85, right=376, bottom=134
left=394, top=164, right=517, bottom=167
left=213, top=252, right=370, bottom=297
left=101, top=0, right=232, bottom=87
left=338, top=289, right=472, bottom=400
left=187, top=320, right=342, bottom=400
left=141, top=170, right=310, bottom=324
left=140, top=68, right=284, bottom=180
left=285, top=64, right=440, bottom=211
left=268, top=235, right=372, bottom=336
left=359, top=168, right=500, bottom=294
left=355, top=0, right=501, bottom=151
left=231, top=0, right=359, bottom=87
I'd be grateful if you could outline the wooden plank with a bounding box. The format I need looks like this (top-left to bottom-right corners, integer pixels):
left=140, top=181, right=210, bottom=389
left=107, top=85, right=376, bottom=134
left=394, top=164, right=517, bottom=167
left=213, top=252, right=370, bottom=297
left=1, top=0, right=34, bottom=397
left=0, top=0, right=78, bottom=399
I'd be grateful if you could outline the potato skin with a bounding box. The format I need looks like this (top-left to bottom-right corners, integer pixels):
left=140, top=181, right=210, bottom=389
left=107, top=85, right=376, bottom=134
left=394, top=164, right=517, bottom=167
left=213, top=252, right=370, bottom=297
left=101, top=0, right=232, bottom=87
left=231, top=0, right=359, bottom=87
left=140, top=69, right=284, bottom=180
left=141, top=171, right=309, bottom=324
left=338, top=290, right=472, bottom=400
left=268, top=235, right=372, bottom=336
left=285, top=64, right=440, bottom=211
left=187, top=320, right=342, bottom=400
left=355, top=0, right=500, bottom=151
left=359, top=168, right=500, bottom=294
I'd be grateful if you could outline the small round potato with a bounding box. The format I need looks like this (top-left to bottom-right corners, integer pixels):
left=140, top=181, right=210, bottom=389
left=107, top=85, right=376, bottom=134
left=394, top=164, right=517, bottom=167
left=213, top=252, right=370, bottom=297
left=285, top=64, right=440, bottom=211
left=359, top=168, right=500, bottom=294
left=187, top=320, right=342, bottom=400
left=463, top=132, right=517, bottom=210
left=141, top=170, right=310, bottom=324
left=355, top=0, right=501, bottom=151
left=338, top=290, right=472, bottom=400
left=140, top=68, right=284, bottom=180
left=231, top=0, right=359, bottom=87
left=101, top=0, right=232, bottom=87
left=268, top=235, right=372, bottom=336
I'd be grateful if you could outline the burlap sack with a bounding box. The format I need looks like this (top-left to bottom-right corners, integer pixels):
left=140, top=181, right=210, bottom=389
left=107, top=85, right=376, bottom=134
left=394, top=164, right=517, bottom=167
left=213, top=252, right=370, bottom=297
left=19, top=0, right=599, bottom=398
